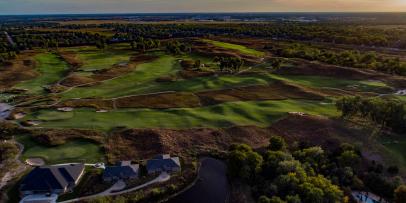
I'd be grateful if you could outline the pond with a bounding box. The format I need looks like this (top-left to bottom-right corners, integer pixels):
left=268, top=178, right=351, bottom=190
left=167, top=157, right=230, bottom=203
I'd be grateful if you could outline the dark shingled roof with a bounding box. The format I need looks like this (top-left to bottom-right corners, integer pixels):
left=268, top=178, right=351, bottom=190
left=103, top=165, right=138, bottom=179
left=20, top=164, right=84, bottom=192
left=147, top=155, right=180, bottom=172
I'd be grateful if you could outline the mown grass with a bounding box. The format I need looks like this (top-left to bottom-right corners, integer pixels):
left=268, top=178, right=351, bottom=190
left=26, top=99, right=338, bottom=131
left=60, top=53, right=180, bottom=99
left=16, top=136, right=104, bottom=164
left=14, top=53, right=69, bottom=94
left=62, top=45, right=133, bottom=71
left=202, top=39, right=265, bottom=57
left=270, top=74, right=391, bottom=93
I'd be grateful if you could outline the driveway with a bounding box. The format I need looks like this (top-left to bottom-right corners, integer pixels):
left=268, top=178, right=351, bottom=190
left=59, top=172, right=170, bottom=203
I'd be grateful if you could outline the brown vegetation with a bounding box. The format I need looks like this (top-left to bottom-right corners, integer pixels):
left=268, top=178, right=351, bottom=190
left=30, top=128, right=104, bottom=146
left=197, top=81, right=325, bottom=105
left=105, top=126, right=272, bottom=163
left=0, top=51, right=38, bottom=89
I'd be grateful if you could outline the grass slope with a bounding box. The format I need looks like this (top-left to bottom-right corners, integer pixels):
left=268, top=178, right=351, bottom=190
left=63, top=45, right=133, bottom=72
left=28, top=99, right=338, bottom=131
left=61, top=53, right=180, bottom=99
left=16, top=136, right=104, bottom=164
left=202, top=39, right=265, bottom=57
left=14, top=53, right=69, bottom=94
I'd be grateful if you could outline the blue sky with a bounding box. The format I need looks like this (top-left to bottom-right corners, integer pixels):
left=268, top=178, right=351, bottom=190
left=0, top=0, right=405, bottom=15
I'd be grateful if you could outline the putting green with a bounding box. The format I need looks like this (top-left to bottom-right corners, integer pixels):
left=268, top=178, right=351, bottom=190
left=27, top=99, right=338, bottom=131
left=14, top=53, right=69, bottom=94
left=17, top=136, right=104, bottom=164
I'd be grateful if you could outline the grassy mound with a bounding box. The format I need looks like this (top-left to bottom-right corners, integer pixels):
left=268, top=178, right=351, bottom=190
left=17, top=136, right=104, bottom=164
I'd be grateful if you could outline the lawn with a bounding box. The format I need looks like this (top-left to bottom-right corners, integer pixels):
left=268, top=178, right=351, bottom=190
left=16, top=136, right=105, bottom=164
left=202, top=39, right=265, bottom=57
left=26, top=99, right=338, bottom=131
left=62, top=45, right=133, bottom=72
left=14, top=53, right=69, bottom=94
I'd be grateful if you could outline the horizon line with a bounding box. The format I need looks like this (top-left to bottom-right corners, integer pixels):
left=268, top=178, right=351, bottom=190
left=1, top=11, right=406, bottom=16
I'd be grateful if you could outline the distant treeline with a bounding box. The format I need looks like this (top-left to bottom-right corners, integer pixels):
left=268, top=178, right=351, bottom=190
left=268, top=43, right=406, bottom=75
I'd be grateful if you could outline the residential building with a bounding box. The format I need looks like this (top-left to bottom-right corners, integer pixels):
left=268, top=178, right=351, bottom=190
left=146, top=154, right=181, bottom=174
left=103, top=161, right=139, bottom=182
left=19, top=163, right=85, bottom=196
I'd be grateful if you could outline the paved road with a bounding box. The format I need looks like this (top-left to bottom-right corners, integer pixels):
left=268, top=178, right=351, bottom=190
left=4, top=31, right=15, bottom=46
left=59, top=172, right=170, bottom=203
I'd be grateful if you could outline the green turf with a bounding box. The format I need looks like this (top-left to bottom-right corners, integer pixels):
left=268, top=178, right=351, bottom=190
left=202, top=39, right=265, bottom=57
left=26, top=99, right=338, bottom=131
left=14, top=53, right=69, bottom=94
left=60, top=53, right=181, bottom=99
left=16, top=136, right=104, bottom=164
left=63, top=45, right=134, bottom=71
left=270, top=74, right=391, bottom=93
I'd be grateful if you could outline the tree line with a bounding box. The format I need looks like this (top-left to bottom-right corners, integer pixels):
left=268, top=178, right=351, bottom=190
left=336, top=96, right=406, bottom=134
left=268, top=43, right=406, bottom=76
left=227, top=136, right=405, bottom=203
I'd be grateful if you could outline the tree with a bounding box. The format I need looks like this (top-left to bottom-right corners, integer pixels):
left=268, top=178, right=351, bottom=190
left=395, top=185, right=406, bottom=203
left=269, top=136, right=286, bottom=151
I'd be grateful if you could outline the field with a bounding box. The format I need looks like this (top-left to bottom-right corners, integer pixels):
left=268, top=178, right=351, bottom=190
left=3, top=37, right=405, bottom=172
left=16, top=136, right=104, bottom=164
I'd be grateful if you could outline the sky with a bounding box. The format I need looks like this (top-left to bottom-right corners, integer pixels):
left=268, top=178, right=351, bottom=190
left=0, top=0, right=405, bottom=15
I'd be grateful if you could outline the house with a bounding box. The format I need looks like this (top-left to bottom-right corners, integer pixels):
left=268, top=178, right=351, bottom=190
left=103, top=161, right=139, bottom=182
left=146, top=154, right=181, bottom=174
left=19, top=163, right=85, bottom=197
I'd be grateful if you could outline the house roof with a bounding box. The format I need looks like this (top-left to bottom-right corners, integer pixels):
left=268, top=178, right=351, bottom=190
left=147, top=155, right=180, bottom=171
left=103, top=164, right=139, bottom=179
left=20, top=164, right=85, bottom=192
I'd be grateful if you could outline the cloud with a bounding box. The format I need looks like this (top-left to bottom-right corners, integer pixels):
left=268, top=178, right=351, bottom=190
left=0, top=0, right=404, bottom=14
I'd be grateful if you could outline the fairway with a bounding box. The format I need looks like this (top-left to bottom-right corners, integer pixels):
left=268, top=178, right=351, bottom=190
left=62, top=45, right=133, bottom=71
left=202, top=39, right=265, bottom=57
left=14, top=53, right=69, bottom=94
left=60, top=53, right=180, bottom=99
left=270, top=74, right=391, bottom=93
left=16, top=136, right=105, bottom=164
left=27, top=99, right=338, bottom=131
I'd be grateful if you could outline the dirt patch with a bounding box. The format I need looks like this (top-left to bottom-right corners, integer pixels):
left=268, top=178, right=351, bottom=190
left=0, top=51, right=39, bottom=89
left=197, top=80, right=325, bottom=105
left=105, top=126, right=273, bottom=163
